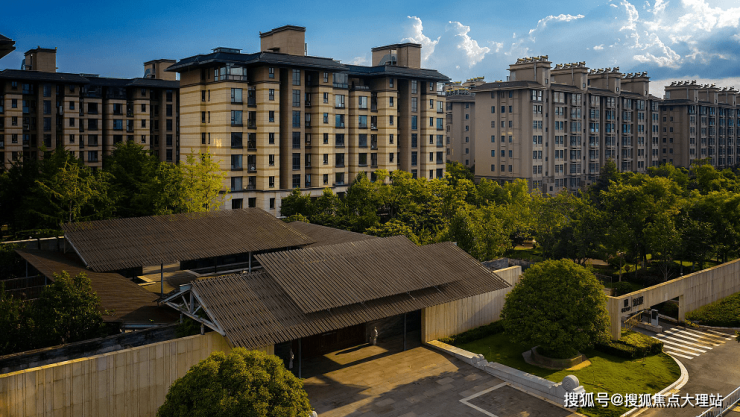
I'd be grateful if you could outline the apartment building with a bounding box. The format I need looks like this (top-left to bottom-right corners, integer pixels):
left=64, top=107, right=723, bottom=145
left=168, top=25, right=448, bottom=215
left=0, top=48, right=179, bottom=170
left=444, top=77, right=486, bottom=168
left=468, top=57, right=661, bottom=194
left=660, top=81, right=738, bottom=168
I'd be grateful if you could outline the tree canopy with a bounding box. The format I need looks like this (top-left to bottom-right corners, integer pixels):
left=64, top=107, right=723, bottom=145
left=0, top=143, right=228, bottom=238
left=500, top=259, right=610, bottom=358
left=157, top=348, right=313, bottom=417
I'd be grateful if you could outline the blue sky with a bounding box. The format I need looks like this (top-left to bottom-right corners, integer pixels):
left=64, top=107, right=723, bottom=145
left=3, top=0, right=740, bottom=96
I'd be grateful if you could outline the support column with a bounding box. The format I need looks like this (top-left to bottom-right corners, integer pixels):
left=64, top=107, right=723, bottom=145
left=403, top=313, right=407, bottom=351
left=214, top=257, right=218, bottom=274
left=248, top=252, right=252, bottom=273
left=160, top=262, right=164, bottom=297
left=609, top=297, right=622, bottom=340
left=298, top=338, right=302, bottom=379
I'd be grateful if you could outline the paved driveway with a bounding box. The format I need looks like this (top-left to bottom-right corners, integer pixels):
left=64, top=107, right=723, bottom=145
left=303, top=343, right=578, bottom=417
left=632, top=321, right=740, bottom=417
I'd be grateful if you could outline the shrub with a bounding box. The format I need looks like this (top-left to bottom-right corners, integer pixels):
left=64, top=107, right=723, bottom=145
left=439, top=321, right=504, bottom=346
left=158, top=348, right=312, bottom=417
left=595, top=331, right=663, bottom=359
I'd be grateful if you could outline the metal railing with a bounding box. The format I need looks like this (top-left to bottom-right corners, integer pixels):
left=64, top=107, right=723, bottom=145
left=697, top=386, right=740, bottom=417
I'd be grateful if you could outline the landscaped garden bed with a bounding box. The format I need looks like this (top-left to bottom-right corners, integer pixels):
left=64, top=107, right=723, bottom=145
left=455, top=330, right=680, bottom=417
left=686, top=291, right=740, bottom=327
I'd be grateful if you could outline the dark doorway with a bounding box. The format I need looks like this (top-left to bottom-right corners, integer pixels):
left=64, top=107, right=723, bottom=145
left=300, top=323, right=366, bottom=358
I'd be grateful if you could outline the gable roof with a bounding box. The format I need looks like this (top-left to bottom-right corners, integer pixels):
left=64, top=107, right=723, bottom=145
left=182, top=242, right=510, bottom=349
left=255, top=236, right=497, bottom=314
left=62, top=209, right=315, bottom=272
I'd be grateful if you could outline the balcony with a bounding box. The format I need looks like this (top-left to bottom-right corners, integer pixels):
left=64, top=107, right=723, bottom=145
left=247, top=142, right=257, bottom=151
left=371, top=140, right=377, bottom=150
left=247, top=120, right=256, bottom=129
left=247, top=98, right=256, bottom=107
left=335, top=163, right=345, bottom=168
left=247, top=164, right=257, bottom=172
left=352, top=85, right=370, bottom=91
left=246, top=184, right=256, bottom=190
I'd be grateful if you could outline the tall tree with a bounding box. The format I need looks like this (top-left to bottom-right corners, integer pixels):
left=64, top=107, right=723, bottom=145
left=105, top=141, right=164, bottom=217
left=645, top=212, right=681, bottom=281
left=32, top=271, right=106, bottom=347
left=180, top=151, right=228, bottom=212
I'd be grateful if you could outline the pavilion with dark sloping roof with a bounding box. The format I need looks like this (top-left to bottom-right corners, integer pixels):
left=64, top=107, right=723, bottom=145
left=162, top=236, right=511, bottom=376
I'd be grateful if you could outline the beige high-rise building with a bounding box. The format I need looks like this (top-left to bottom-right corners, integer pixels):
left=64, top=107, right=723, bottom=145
left=0, top=47, right=179, bottom=170
left=444, top=77, right=486, bottom=168
left=660, top=81, right=738, bottom=168
left=467, top=57, right=661, bottom=194
left=168, top=25, right=449, bottom=215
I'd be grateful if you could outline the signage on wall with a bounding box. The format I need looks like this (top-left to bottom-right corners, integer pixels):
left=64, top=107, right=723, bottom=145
left=621, top=295, right=644, bottom=313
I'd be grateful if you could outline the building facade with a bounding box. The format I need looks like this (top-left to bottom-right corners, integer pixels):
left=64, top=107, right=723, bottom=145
left=168, top=25, right=449, bottom=215
left=0, top=48, right=179, bottom=170
left=660, top=81, right=738, bottom=168
left=466, top=57, right=661, bottom=194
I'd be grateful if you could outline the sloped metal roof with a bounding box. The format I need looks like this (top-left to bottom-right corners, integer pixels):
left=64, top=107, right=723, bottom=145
left=256, top=237, right=497, bottom=314
left=62, top=209, right=315, bottom=272
left=186, top=241, right=510, bottom=349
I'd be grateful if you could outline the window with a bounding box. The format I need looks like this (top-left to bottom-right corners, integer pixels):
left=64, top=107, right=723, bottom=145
left=292, top=90, right=300, bottom=107
left=269, top=111, right=275, bottom=122
left=231, top=177, right=242, bottom=191
left=292, top=174, right=300, bottom=188
left=335, top=94, right=345, bottom=108
left=292, top=153, right=300, bottom=170
left=358, top=115, right=368, bottom=129
left=269, top=132, right=275, bottom=144
left=201, top=111, right=206, bottom=123
left=411, top=116, right=417, bottom=130
left=292, top=69, right=300, bottom=85
left=411, top=134, right=418, bottom=148
left=231, top=132, right=243, bottom=148
left=231, top=88, right=242, bottom=104
left=201, top=133, right=206, bottom=144
left=358, top=96, right=368, bottom=109
left=389, top=78, right=394, bottom=88
left=335, top=114, right=345, bottom=128
left=411, top=152, right=418, bottom=166
left=389, top=97, right=394, bottom=107
left=390, top=134, right=394, bottom=144
left=335, top=153, right=345, bottom=167
left=359, top=153, right=368, bottom=166
left=411, top=97, right=418, bottom=112
left=292, top=111, right=301, bottom=128
left=292, top=132, right=301, bottom=149
left=113, top=120, right=123, bottom=130
left=231, top=110, right=243, bottom=126
left=231, top=155, right=243, bottom=170
left=389, top=115, right=394, bottom=126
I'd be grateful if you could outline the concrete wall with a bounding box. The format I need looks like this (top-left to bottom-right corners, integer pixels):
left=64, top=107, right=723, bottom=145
left=421, top=266, right=521, bottom=342
left=607, top=258, right=740, bottom=339
left=0, top=332, right=275, bottom=417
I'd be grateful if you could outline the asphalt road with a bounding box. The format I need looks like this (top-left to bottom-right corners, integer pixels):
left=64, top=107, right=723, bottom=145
left=631, top=320, right=740, bottom=417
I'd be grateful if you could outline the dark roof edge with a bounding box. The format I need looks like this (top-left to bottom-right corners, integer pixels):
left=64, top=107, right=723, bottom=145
left=371, top=43, right=422, bottom=52
left=25, top=47, right=56, bottom=54
left=260, top=25, right=306, bottom=38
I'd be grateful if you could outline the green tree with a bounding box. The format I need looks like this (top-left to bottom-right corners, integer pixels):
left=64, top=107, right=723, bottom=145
left=0, top=285, right=34, bottom=355
left=27, top=150, right=114, bottom=229
left=32, top=271, right=106, bottom=347
left=445, top=161, right=474, bottom=187
left=280, top=188, right=314, bottom=218
left=366, top=219, right=421, bottom=245
left=645, top=212, right=681, bottom=281
left=105, top=141, right=167, bottom=217
left=157, top=348, right=312, bottom=417
left=501, top=259, right=610, bottom=358
left=180, top=151, right=228, bottom=212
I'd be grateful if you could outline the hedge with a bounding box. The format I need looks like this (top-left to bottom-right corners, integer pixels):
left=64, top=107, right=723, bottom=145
left=438, top=321, right=505, bottom=346
left=595, top=330, right=663, bottom=359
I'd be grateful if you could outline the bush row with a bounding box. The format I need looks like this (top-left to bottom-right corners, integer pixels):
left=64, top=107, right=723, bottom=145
left=438, top=320, right=505, bottom=346
left=595, top=331, right=663, bottom=359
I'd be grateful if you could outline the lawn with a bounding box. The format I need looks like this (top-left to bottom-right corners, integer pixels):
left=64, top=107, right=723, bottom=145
left=686, top=290, right=740, bottom=327
left=458, top=333, right=680, bottom=417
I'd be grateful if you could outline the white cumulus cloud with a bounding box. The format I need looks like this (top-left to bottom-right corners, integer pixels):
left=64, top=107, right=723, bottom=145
left=594, top=44, right=605, bottom=50
left=447, top=21, right=491, bottom=67
left=402, top=16, right=440, bottom=63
